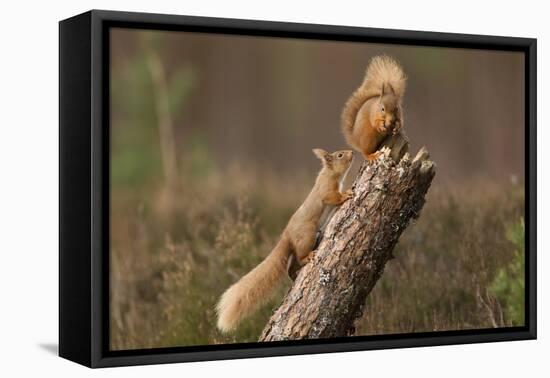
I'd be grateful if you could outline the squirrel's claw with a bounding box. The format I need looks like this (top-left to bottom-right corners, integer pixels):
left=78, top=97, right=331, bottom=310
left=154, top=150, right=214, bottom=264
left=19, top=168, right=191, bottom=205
left=343, top=189, right=354, bottom=201
left=366, top=151, right=382, bottom=162
left=366, top=147, right=391, bottom=162
left=303, top=250, right=317, bottom=264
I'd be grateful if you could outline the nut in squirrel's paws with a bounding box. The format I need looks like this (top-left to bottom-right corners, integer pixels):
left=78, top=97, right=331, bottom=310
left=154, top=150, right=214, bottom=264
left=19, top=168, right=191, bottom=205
left=392, top=121, right=402, bottom=135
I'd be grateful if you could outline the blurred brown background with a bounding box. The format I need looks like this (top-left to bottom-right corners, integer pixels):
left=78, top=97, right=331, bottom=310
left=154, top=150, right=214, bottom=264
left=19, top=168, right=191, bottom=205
left=109, top=28, right=525, bottom=350
left=111, top=29, right=524, bottom=184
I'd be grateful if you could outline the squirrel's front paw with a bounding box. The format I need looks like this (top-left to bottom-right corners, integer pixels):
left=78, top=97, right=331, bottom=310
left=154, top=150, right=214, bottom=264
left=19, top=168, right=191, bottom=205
left=374, top=119, right=388, bottom=133
left=343, top=189, right=354, bottom=201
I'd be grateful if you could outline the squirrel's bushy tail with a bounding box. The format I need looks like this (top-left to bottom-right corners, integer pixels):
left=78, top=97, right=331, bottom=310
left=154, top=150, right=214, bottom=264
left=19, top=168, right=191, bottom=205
left=363, top=55, right=406, bottom=99
left=341, top=55, right=406, bottom=136
left=216, top=237, right=290, bottom=333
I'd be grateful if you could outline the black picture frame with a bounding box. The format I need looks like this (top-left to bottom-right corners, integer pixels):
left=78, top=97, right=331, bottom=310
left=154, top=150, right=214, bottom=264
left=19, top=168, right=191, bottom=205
left=59, top=9, right=537, bottom=368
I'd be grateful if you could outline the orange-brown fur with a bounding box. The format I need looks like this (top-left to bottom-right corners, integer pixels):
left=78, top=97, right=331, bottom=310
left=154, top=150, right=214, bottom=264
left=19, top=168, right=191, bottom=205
left=341, top=55, right=406, bottom=160
left=216, top=149, right=354, bottom=332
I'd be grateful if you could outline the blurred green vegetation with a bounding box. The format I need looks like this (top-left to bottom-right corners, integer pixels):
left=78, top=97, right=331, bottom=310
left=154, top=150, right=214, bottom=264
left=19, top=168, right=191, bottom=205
left=111, top=34, right=196, bottom=189
left=181, top=131, right=217, bottom=180
left=357, top=183, right=524, bottom=334
left=489, top=219, right=525, bottom=326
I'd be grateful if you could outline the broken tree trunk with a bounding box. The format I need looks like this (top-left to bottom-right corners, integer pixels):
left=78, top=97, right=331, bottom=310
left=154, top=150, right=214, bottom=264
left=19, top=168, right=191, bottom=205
left=259, top=133, right=435, bottom=341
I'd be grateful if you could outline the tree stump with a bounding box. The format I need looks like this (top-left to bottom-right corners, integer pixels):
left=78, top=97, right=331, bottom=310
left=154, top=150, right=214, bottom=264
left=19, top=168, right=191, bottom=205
left=259, top=133, right=435, bottom=341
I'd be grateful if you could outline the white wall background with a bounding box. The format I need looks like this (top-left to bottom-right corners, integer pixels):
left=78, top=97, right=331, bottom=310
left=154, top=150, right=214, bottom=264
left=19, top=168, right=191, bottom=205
left=0, top=0, right=546, bottom=376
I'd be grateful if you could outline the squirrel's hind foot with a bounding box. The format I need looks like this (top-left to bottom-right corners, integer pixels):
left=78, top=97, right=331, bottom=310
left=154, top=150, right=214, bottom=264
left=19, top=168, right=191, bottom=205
left=342, top=189, right=354, bottom=201
left=300, top=250, right=317, bottom=265
left=365, top=150, right=383, bottom=162
left=365, top=147, right=391, bottom=162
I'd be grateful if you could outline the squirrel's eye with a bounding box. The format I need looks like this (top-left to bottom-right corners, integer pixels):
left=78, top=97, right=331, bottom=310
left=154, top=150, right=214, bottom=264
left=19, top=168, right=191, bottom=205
left=337, top=153, right=343, bottom=159
left=381, top=106, right=385, bottom=112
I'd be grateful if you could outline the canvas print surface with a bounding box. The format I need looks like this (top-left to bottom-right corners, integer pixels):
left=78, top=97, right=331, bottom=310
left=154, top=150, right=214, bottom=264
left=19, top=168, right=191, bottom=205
left=109, top=28, right=525, bottom=350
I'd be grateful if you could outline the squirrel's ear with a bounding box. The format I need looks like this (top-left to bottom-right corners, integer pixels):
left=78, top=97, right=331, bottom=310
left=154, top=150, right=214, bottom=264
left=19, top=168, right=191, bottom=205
left=380, top=83, right=385, bottom=97
left=387, top=83, right=395, bottom=95
left=312, top=148, right=328, bottom=161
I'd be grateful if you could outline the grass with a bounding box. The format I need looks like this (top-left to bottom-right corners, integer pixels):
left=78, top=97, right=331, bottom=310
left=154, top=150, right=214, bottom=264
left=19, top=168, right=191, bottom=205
left=357, top=180, right=524, bottom=334
left=109, top=162, right=525, bottom=350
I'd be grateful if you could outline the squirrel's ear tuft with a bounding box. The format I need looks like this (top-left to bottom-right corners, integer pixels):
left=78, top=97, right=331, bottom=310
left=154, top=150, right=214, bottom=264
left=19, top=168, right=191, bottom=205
left=312, top=148, right=328, bottom=160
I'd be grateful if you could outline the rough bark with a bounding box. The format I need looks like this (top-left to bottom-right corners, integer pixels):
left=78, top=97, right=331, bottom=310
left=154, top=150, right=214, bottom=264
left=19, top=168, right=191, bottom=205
left=259, top=133, right=435, bottom=341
